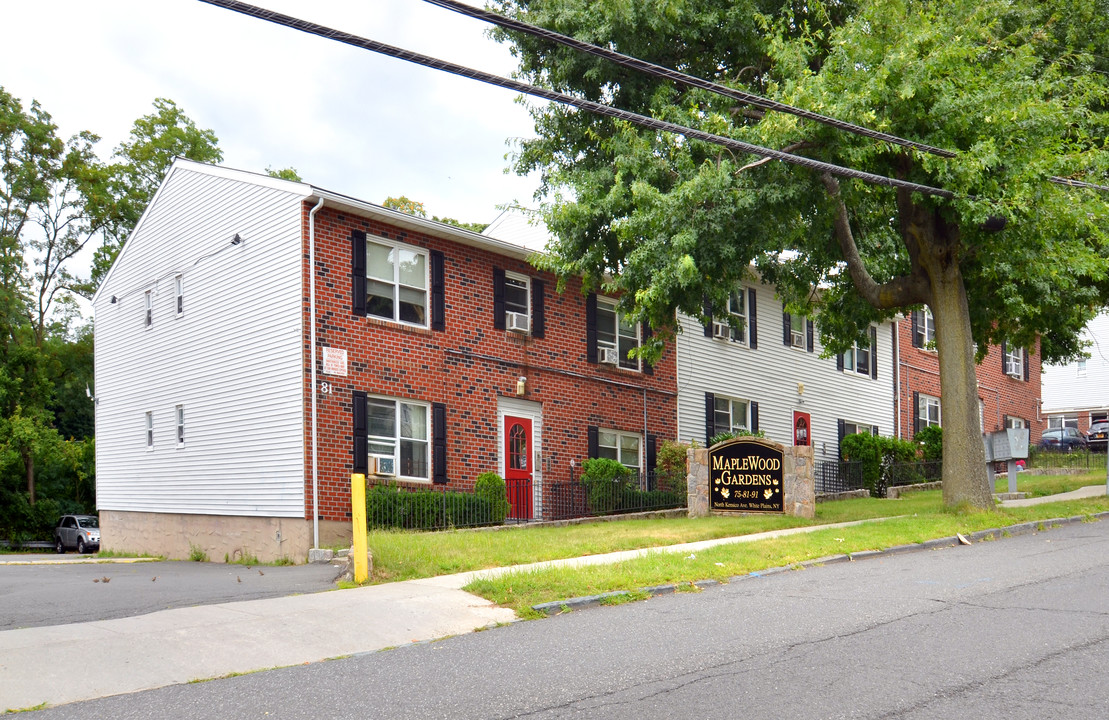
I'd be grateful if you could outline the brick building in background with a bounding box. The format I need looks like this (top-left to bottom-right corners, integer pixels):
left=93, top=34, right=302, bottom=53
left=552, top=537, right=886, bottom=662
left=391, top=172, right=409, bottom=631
left=896, top=309, right=1042, bottom=444
left=93, top=160, right=675, bottom=562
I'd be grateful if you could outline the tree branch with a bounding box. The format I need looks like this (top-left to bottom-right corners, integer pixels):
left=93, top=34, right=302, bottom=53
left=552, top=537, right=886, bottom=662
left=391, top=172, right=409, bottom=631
left=821, top=172, right=928, bottom=309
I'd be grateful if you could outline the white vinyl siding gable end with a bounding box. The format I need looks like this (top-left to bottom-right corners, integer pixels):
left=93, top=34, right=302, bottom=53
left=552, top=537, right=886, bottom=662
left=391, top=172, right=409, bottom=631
left=93, top=164, right=309, bottom=517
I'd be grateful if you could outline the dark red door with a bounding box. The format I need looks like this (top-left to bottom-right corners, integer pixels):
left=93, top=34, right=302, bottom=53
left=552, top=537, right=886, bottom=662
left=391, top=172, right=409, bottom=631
left=794, top=411, right=811, bottom=446
left=504, top=416, right=533, bottom=519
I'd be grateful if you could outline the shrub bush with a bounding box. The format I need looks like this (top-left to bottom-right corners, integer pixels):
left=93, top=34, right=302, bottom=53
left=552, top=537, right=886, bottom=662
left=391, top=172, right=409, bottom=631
left=473, top=472, right=510, bottom=524
left=365, top=483, right=498, bottom=530
left=579, top=458, right=633, bottom=515
left=708, top=429, right=765, bottom=447
left=840, top=433, right=918, bottom=495
left=655, top=439, right=689, bottom=494
left=914, top=425, right=943, bottom=461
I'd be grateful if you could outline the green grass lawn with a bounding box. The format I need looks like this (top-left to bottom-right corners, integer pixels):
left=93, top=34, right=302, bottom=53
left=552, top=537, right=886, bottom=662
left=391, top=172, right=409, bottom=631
left=365, top=472, right=1109, bottom=610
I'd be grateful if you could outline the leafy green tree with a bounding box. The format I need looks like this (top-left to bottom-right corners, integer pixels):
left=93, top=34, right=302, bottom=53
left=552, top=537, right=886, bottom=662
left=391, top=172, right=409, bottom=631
left=382, top=195, right=428, bottom=217
left=493, top=0, right=1109, bottom=510
left=90, top=98, right=222, bottom=286
left=266, top=166, right=302, bottom=181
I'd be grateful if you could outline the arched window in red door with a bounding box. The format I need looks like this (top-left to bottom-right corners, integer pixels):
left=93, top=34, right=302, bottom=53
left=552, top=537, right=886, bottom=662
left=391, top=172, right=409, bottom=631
left=795, top=416, right=809, bottom=446
left=509, top=423, right=528, bottom=470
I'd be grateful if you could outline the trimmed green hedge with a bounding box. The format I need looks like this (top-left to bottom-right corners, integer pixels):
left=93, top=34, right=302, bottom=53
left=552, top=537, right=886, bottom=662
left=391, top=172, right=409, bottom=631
left=366, top=483, right=501, bottom=530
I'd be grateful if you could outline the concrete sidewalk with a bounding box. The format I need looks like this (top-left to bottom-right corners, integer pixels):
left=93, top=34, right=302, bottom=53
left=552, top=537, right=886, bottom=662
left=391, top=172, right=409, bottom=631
left=3, top=489, right=1105, bottom=711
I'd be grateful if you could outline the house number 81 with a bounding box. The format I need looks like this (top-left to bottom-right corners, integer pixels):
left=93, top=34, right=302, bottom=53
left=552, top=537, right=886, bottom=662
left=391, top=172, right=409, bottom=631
left=320, top=381, right=332, bottom=394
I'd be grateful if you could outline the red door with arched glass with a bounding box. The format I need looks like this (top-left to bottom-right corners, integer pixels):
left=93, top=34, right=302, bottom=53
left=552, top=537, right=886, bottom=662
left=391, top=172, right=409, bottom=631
left=504, top=416, right=533, bottom=519
left=794, top=411, right=811, bottom=446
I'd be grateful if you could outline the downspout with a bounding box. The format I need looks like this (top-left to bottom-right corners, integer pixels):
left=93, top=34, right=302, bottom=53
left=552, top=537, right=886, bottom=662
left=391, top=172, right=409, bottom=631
left=308, top=197, right=325, bottom=550
left=894, top=321, right=901, bottom=439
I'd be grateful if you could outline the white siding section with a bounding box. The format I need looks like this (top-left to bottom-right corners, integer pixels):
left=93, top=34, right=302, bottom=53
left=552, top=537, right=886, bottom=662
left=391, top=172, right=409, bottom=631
left=1042, top=311, right=1109, bottom=415
left=675, top=281, right=896, bottom=461
left=94, top=165, right=309, bottom=517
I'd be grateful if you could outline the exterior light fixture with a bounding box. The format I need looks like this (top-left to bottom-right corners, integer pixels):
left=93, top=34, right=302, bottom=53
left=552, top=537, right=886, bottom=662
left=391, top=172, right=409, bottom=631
left=516, top=377, right=527, bottom=396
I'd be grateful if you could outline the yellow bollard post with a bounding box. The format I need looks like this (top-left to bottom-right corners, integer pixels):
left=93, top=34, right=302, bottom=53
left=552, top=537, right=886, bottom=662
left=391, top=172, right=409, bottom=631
left=350, top=473, right=368, bottom=583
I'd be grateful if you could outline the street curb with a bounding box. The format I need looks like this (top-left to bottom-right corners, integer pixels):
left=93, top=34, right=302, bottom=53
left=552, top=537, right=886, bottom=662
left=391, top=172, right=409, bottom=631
left=530, top=511, right=1109, bottom=615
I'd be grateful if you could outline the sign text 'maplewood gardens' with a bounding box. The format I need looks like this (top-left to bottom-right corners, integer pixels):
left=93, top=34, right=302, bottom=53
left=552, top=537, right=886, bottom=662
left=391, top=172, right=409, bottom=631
left=709, top=439, right=785, bottom=513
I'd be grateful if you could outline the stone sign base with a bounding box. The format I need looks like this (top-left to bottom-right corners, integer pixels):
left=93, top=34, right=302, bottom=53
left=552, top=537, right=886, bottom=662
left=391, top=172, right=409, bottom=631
left=687, top=443, right=815, bottom=519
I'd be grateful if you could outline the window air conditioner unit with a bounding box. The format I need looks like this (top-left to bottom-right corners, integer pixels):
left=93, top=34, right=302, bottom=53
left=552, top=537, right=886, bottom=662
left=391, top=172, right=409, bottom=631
left=598, top=347, right=619, bottom=365
left=712, top=321, right=730, bottom=340
left=371, top=456, right=395, bottom=476
left=791, top=331, right=805, bottom=349
left=506, top=311, right=529, bottom=333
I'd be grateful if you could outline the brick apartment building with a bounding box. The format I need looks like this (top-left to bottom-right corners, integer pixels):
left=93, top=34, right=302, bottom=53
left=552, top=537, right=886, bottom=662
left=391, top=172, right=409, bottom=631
left=93, top=160, right=675, bottom=562
left=897, top=309, right=1041, bottom=443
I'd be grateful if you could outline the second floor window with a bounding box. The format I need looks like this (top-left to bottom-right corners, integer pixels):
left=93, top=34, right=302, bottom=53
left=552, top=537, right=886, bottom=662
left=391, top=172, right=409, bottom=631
left=1004, top=346, right=1025, bottom=378
left=176, top=405, right=185, bottom=446
left=174, top=275, right=183, bottom=316
left=145, top=411, right=153, bottom=449
left=144, top=290, right=153, bottom=328
left=596, top=298, right=640, bottom=370
left=912, top=308, right=936, bottom=348
left=366, top=239, right=427, bottom=326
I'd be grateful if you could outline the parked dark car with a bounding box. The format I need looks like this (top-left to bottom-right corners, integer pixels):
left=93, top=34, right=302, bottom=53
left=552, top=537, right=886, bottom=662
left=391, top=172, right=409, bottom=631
left=1039, top=427, right=1088, bottom=452
left=54, top=515, right=100, bottom=554
left=1089, top=421, right=1109, bottom=453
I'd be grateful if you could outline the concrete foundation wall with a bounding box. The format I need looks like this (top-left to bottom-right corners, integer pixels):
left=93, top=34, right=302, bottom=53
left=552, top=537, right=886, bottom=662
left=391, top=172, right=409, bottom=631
left=101, top=510, right=318, bottom=563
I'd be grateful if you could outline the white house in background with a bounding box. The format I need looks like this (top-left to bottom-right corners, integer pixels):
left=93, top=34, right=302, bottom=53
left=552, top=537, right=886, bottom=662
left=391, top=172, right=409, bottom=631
left=674, top=287, right=896, bottom=459
left=1041, top=311, right=1109, bottom=433
left=487, top=208, right=897, bottom=459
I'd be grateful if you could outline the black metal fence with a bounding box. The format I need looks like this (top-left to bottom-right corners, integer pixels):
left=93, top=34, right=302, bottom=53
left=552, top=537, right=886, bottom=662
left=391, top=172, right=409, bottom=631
left=1029, top=449, right=1107, bottom=472
left=815, top=460, right=865, bottom=494
left=883, top=460, right=943, bottom=490
left=366, top=481, right=508, bottom=531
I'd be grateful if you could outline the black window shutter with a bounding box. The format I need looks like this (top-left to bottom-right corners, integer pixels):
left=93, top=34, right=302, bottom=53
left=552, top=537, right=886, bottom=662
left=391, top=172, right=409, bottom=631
left=750, top=401, right=759, bottom=433
left=913, top=391, right=921, bottom=435
left=587, top=425, right=599, bottom=459
left=586, top=293, right=598, bottom=364
left=911, top=310, right=921, bottom=348
left=704, top=392, right=716, bottom=444
left=782, top=312, right=791, bottom=346
left=837, top=353, right=845, bottom=372
left=703, top=295, right=713, bottom=338
left=1023, top=350, right=1030, bottom=382
left=806, top=319, right=815, bottom=353
left=432, top=402, right=447, bottom=484
left=870, top=326, right=878, bottom=379
left=646, top=434, right=657, bottom=474
left=430, top=250, right=445, bottom=331
left=873, top=425, right=880, bottom=437
left=531, top=278, right=545, bottom=338
left=641, top=322, right=653, bottom=375
left=1001, top=341, right=1008, bottom=374
left=747, top=288, right=758, bottom=349
left=352, top=390, right=368, bottom=473
left=492, top=268, right=505, bottom=330
left=837, top=419, right=846, bottom=458
left=351, top=231, right=366, bottom=317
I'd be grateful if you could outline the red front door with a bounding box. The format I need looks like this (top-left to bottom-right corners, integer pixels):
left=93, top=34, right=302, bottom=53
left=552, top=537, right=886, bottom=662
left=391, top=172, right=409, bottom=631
left=794, top=411, right=811, bottom=446
left=504, top=416, right=533, bottom=519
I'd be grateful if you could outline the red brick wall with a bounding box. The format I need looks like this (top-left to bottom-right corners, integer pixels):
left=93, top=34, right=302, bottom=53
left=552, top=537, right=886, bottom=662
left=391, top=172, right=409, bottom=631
left=896, top=315, right=1041, bottom=443
left=299, top=204, right=677, bottom=522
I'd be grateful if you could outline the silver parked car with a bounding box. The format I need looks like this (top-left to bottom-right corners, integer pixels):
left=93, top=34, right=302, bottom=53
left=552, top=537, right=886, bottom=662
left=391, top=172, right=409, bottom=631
left=54, top=515, right=100, bottom=554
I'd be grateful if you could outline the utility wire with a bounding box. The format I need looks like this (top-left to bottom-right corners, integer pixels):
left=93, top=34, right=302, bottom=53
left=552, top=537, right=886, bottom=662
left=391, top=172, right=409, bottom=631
left=426, top=0, right=1107, bottom=195
left=424, top=0, right=957, bottom=159
left=198, top=0, right=955, bottom=199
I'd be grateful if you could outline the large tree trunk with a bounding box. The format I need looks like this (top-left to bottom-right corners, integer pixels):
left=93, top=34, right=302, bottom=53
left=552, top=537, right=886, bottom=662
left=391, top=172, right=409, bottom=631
left=927, top=264, right=992, bottom=509
left=24, top=449, right=35, bottom=506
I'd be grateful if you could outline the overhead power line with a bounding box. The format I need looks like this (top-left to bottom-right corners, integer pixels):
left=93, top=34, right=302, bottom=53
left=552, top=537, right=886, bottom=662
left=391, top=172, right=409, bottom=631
left=198, top=0, right=955, bottom=199
left=424, top=0, right=958, bottom=159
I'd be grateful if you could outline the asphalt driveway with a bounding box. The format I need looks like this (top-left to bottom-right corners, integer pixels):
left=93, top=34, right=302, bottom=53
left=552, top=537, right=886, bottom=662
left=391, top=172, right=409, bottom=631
left=0, top=555, right=345, bottom=631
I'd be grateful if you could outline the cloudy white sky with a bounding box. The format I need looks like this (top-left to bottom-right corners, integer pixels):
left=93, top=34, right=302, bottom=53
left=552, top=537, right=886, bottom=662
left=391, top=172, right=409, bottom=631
left=1, top=0, right=543, bottom=225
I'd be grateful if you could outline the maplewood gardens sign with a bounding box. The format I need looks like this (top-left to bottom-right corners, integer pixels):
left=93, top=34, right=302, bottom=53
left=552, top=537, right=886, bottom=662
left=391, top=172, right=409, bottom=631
left=709, top=438, right=785, bottom=513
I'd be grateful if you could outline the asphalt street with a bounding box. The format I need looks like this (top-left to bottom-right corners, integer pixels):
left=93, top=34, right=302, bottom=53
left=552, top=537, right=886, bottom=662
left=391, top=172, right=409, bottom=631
left=0, top=558, right=343, bottom=630
left=19, top=517, right=1109, bottom=719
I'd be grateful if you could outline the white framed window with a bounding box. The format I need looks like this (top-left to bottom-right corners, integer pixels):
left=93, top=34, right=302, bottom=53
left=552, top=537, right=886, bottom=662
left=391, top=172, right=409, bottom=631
left=723, top=291, right=749, bottom=344
left=843, top=421, right=877, bottom=436
left=596, top=429, right=641, bottom=474
left=596, top=297, right=640, bottom=371
left=1048, top=415, right=1079, bottom=430
left=843, top=338, right=872, bottom=377
left=789, top=312, right=806, bottom=350
left=145, top=411, right=153, bottom=450
left=144, top=290, right=153, bottom=329
left=174, top=275, right=183, bottom=317
left=1077, top=359, right=1087, bottom=378
left=504, top=272, right=530, bottom=331
left=914, top=308, right=936, bottom=348
left=366, top=396, right=430, bottom=480
left=713, top=396, right=750, bottom=436
left=918, top=394, right=941, bottom=429
left=365, top=239, right=428, bottom=326
left=1005, top=346, right=1024, bottom=377
left=1005, top=416, right=1026, bottom=430
left=175, top=405, right=185, bottom=447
